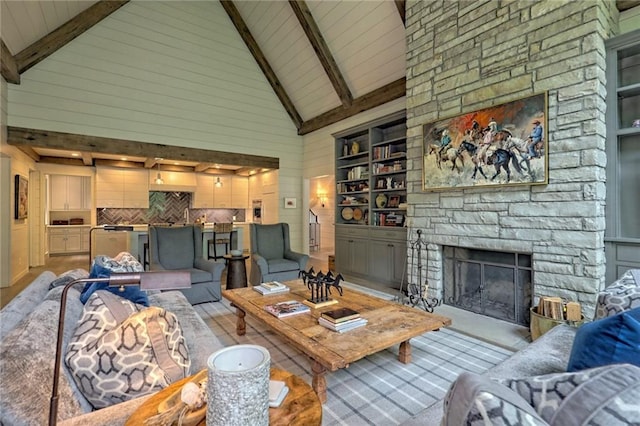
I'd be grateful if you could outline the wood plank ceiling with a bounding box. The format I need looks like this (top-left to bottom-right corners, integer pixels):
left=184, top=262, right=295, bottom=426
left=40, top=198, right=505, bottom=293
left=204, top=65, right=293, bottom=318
left=1, top=0, right=638, bottom=172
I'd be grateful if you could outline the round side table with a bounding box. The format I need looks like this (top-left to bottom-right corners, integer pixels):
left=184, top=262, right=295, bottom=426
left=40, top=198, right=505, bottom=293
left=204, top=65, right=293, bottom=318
left=125, top=368, right=322, bottom=426
left=223, top=254, right=249, bottom=289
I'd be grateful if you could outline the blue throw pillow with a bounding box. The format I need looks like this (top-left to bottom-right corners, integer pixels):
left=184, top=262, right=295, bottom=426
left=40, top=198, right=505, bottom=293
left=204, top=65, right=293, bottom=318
left=567, top=306, right=640, bottom=372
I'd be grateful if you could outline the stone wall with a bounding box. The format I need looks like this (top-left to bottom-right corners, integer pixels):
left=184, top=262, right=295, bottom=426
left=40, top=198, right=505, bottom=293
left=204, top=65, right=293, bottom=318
left=405, top=0, right=618, bottom=318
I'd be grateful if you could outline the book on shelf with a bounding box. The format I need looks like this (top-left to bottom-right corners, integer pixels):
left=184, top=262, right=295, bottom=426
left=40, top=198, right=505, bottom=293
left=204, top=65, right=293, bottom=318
left=264, top=300, right=310, bottom=318
left=318, top=316, right=368, bottom=333
left=254, top=281, right=290, bottom=295
left=321, top=307, right=360, bottom=323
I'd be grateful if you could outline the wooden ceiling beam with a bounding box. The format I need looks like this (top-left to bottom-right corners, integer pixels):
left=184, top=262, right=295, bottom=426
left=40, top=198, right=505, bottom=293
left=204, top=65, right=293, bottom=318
left=94, top=159, right=145, bottom=169
left=289, top=0, right=353, bottom=107
left=299, top=77, right=406, bottom=135
left=194, top=163, right=213, bottom=173
left=38, top=156, right=86, bottom=167
left=7, top=126, right=280, bottom=169
left=15, top=146, right=40, bottom=162
left=14, top=0, right=129, bottom=75
left=144, top=158, right=159, bottom=169
left=1, top=39, right=20, bottom=84
left=220, top=0, right=303, bottom=131
left=394, top=0, right=406, bottom=26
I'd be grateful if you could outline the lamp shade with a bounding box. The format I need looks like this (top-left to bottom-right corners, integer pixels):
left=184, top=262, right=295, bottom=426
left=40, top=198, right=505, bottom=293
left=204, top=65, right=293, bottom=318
left=206, top=345, right=270, bottom=426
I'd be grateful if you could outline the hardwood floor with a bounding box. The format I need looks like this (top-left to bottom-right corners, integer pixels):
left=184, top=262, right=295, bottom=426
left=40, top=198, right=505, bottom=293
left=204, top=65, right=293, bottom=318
left=1, top=254, right=90, bottom=309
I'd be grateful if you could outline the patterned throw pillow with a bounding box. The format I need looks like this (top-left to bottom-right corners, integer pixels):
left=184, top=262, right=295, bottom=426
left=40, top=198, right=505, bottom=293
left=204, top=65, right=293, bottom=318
left=442, top=372, right=547, bottom=426
left=499, top=364, right=640, bottom=425
left=595, top=269, right=640, bottom=320
left=65, top=290, right=190, bottom=409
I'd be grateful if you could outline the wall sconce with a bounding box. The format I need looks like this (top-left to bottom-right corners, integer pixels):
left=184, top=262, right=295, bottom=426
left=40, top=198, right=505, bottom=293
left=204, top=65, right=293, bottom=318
left=215, top=177, right=223, bottom=188
left=154, top=163, right=164, bottom=185
left=317, top=192, right=327, bottom=208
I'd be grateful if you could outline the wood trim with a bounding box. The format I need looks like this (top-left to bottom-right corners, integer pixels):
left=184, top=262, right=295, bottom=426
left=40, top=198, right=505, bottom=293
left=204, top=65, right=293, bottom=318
left=7, top=126, right=280, bottom=169
left=394, top=0, right=406, bottom=26
left=298, top=78, right=406, bottom=135
left=1, top=39, right=20, bottom=84
left=220, top=0, right=303, bottom=130
left=80, top=152, right=93, bottom=166
left=289, top=1, right=352, bottom=107
left=14, top=0, right=129, bottom=74
left=15, top=145, right=40, bottom=162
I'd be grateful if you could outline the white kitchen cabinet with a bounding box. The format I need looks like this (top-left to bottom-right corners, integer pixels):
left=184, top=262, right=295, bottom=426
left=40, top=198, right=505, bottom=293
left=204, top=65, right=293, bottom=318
left=96, top=168, right=149, bottom=208
left=193, top=174, right=215, bottom=208
left=50, top=175, right=90, bottom=211
left=49, top=226, right=88, bottom=254
left=231, top=176, right=249, bottom=208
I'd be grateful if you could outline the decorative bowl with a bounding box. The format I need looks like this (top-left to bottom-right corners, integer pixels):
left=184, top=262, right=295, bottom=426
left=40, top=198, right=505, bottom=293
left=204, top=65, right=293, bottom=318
left=230, top=250, right=243, bottom=257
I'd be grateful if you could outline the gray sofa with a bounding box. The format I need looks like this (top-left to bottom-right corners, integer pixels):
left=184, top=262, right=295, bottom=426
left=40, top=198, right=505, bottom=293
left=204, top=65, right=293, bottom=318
left=400, top=324, right=577, bottom=426
left=0, top=270, right=224, bottom=426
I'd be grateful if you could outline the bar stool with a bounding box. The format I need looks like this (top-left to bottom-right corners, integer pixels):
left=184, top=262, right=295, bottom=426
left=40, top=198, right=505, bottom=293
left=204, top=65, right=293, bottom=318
left=208, top=223, right=233, bottom=260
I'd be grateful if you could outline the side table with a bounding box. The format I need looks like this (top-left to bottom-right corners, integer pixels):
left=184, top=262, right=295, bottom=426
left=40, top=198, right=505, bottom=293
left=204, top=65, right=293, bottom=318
left=125, top=368, right=322, bottom=426
left=223, top=254, right=249, bottom=289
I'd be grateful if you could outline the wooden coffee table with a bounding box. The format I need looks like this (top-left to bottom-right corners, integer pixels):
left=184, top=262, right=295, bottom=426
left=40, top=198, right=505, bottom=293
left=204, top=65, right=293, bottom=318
left=125, top=368, right=321, bottom=426
left=223, top=279, right=452, bottom=403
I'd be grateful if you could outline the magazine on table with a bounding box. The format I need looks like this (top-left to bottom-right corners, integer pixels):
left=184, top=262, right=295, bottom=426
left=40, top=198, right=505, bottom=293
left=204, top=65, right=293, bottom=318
left=254, top=281, right=290, bottom=295
left=264, top=300, right=310, bottom=318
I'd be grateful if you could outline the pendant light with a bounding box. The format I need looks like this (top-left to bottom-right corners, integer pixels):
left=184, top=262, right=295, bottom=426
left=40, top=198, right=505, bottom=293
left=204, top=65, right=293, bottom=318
left=154, top=162, right=164, bottom=184
left=215, top=176, right=223, bottom=187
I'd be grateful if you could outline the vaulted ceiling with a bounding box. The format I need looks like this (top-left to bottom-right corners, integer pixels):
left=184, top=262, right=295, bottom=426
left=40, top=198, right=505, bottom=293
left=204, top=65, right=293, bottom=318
left=1, top=0, right=638, bottom=172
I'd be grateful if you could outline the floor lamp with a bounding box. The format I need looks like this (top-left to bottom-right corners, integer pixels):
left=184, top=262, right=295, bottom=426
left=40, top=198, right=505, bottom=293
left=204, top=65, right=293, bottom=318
left=49, top=270, right=191, bottom=426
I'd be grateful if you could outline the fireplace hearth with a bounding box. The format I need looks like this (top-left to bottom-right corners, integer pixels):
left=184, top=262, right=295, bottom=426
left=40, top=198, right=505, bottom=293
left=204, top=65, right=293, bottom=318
left=443, top=247, right=532, bottom=327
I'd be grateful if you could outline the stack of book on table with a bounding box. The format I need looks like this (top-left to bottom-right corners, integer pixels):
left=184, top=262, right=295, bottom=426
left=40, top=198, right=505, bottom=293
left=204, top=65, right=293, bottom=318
left=264, top=300, right=310, bottom=318
left=318, top=307, right=367, bottom=333
left=253, top=281, right=290, bottom=295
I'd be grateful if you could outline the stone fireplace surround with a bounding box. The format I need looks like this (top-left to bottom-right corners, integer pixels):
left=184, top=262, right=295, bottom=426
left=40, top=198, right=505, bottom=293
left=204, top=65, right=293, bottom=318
left=404, top=0, right=614, bottom=319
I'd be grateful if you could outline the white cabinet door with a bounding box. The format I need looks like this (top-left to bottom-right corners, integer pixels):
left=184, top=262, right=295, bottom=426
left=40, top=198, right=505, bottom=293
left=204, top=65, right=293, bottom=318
left=81, top=228, right=90, bottom=252
left=65, top=229, right=82, bottom=252
left=49, top=232, right=68, bottom=254
left=231, top=176, right=249, bottom=208
left=66, top=176, right=84, bottom=210
left=193, top=175, right=215, bottom=208
left=49, top=175, right=68, bottom=210
left=96, top=168, right=124, bottom=208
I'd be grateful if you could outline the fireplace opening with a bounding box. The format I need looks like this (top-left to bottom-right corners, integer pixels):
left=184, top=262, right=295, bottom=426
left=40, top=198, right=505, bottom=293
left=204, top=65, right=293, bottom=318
left=443, top=247, right=532, bottom=327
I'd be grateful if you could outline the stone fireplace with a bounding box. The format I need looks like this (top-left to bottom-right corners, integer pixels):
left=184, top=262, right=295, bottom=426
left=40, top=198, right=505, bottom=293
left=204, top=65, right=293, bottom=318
left=404, top=0, right=614, bottom=320
left=442, top=247, right=533, bottom=327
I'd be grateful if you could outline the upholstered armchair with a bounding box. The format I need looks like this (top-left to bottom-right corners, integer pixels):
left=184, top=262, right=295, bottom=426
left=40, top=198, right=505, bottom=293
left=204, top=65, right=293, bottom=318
left=249, top=223, right=309, bottom=286
left=149, top=225, right=225, bottom=304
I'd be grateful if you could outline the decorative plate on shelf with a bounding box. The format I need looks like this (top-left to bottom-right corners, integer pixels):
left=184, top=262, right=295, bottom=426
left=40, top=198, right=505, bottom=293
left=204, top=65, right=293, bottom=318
left=375, top=193, right=388, bottom=208
left=341, top=207, right=354, bottom=220
left=353, top=208, right=363, bottom=221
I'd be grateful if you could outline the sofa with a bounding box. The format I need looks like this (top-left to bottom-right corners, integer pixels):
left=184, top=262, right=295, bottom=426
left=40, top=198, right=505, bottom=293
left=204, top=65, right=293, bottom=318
left=401, top=268, right=640, bottom=426
left=0, top=269, right=224, bottom=426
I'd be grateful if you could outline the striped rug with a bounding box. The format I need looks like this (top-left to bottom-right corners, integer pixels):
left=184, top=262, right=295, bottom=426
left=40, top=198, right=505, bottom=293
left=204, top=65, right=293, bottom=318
left=195, top=296, right=513, bottom=425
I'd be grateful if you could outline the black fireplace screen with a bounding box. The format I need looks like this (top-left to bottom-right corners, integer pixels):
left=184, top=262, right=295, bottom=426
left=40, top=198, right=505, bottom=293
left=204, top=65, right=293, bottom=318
left=443, top=247, right=532, bottom=326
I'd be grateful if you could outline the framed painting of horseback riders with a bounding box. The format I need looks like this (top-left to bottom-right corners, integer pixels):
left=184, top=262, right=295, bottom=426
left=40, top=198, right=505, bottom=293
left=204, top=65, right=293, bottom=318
left=422, top=92, right=548, bottom=191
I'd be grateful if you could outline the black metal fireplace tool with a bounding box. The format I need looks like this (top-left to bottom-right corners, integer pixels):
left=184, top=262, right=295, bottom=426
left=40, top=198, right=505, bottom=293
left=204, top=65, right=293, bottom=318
left=398, top=229, right=441, bottom=313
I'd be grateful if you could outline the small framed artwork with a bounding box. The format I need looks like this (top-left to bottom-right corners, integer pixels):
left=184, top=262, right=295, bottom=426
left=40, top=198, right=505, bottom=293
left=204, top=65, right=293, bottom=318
left=284, top=197, right=297, bottom=209
left=15, top=174, right=28, bottom=219
left=388, top=195, right=400, bottom=208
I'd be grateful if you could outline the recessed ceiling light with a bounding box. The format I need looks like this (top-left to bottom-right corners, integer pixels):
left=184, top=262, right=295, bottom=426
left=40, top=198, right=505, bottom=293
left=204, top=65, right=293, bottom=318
left=215, top=164, right=221, bottom=169
left=71, top=153, right=80, bottom=157
left=121, top=157, right=127, bottom=161
left=173, top=162, right=179, bottom=165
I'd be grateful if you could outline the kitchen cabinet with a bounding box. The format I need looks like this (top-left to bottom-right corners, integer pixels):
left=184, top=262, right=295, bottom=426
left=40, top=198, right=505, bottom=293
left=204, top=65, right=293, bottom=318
left=231, top=176, right=249, bottom=208
left=96, top=168, right=149, bottom=208
left=50, top=175, right=90, bottom=211
left=193, top=175, right=215, bottom=208
left=369, top=228, right=407, bottom=285
left=49, top=226, right=88, bottom=254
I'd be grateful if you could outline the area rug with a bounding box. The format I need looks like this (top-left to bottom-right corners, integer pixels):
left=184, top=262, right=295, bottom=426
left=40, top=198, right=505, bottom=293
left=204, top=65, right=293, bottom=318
left=195, top=297, right=514, bottom=425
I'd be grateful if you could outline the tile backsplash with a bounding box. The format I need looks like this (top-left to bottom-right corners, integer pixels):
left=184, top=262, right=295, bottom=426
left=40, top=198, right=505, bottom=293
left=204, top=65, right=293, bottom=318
left=97, top=192, right=246, bottom=224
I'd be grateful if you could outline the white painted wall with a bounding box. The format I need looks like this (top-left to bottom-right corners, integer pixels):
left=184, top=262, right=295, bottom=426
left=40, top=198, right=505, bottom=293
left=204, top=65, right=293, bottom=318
left=6, top=1, right=305, bottom=254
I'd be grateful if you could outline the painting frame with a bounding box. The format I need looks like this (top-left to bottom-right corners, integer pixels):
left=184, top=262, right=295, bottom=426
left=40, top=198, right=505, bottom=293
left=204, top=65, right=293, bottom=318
left=15, top=174, right=28, bottom=219
left=422, top=92, right=548, bottom=191
left=284, top=197, right=297, bottom=209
